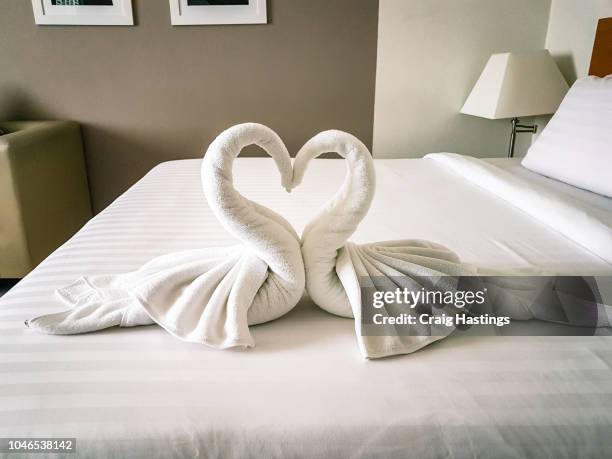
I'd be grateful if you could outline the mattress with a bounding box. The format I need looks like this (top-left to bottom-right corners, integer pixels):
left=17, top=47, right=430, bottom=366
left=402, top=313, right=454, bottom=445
left=2, top=157, right=612, bottom=458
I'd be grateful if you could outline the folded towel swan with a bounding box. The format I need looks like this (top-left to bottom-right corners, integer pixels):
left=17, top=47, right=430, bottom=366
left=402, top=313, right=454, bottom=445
left=26, top=123, right=306, bottom=349
left=290, top=130, right=469, bottom=359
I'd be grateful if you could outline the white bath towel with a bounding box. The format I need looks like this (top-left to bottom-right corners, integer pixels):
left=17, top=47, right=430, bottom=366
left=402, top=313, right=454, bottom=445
left=291, top=131, right=470, bottom=359
left=26, top=123, right=306, bottom=349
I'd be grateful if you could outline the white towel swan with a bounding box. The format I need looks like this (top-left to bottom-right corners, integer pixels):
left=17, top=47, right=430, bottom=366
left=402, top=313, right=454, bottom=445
left=290, top=130, right=469, bottom=359
left=26, top=123, right=306, bottom=349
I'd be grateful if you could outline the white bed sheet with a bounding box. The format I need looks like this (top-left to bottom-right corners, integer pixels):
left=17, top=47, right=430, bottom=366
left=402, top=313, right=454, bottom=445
left=1, top=157, right=612, bottom=458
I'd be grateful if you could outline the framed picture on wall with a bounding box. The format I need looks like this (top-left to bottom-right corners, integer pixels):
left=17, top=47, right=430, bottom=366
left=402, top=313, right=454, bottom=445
left=168, top=0, right=267, bottom=26
left=31, top=0, right=134, bottom=25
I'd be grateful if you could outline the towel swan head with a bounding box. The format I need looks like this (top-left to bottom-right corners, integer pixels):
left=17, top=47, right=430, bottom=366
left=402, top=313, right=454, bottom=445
left=291, top=129, right=374, bottom=192
left=204, top=122, right=294, bottom=194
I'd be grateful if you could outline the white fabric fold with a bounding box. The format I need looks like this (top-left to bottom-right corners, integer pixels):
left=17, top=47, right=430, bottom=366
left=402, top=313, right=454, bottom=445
left=336, top=241, right=471, bottom=359
left=425, top=153, right=612, bottom=265
left=27, top=123, right=306, bottom=349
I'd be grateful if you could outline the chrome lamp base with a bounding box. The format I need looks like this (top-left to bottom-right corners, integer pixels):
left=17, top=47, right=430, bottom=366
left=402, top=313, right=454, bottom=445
left=508, top=117, right=538, bottom=158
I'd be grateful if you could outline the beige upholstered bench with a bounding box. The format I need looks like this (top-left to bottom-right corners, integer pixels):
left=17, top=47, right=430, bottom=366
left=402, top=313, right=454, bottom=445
left=0, top=121, right=92, bottom=278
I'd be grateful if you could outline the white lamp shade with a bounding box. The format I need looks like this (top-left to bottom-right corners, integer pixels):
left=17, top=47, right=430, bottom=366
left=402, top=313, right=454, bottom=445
left=461, top=50, right=569, bottom=119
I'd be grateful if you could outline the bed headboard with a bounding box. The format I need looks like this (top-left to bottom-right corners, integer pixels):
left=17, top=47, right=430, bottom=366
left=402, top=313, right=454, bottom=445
left=589, top=17, right=612, bottom=77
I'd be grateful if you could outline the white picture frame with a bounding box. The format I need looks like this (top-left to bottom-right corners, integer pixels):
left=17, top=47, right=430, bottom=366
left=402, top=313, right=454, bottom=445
left=168, top=0, right=267, bottom=26
left=31, top=0, right=134, bottom=26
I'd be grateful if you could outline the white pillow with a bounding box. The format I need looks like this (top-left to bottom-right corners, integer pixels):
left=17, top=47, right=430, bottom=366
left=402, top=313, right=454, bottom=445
left=522, top=75, right=612, bottom=197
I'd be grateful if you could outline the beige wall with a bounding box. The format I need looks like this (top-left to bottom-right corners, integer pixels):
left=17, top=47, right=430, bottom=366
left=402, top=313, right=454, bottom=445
left=545, top=0, right=612, bottom=83
left=0, top=0, right=378, bottom=212
left=532, top=0, right=612, bottom=138
left=373, top=0, right=551, bottom=159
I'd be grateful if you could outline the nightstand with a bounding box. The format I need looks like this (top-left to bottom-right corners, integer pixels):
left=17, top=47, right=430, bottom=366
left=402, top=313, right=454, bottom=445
left=0, top=121, right=92, bottom=278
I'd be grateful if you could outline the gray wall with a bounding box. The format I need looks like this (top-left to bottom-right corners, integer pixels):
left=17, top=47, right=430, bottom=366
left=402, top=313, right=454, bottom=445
left=373, top=0, right=552, bottom=159
left=0, top=0, right=379, bottom=212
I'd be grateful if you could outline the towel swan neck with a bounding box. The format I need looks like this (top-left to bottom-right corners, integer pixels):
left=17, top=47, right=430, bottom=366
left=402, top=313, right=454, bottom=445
left=291, top=130, right=375, bottom=316
left=202, top=123, right=301, bottom=282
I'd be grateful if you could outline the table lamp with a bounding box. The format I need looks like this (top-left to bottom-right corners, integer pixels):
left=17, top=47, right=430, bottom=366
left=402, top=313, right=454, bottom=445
left=461, top=50, right=569, bottom=157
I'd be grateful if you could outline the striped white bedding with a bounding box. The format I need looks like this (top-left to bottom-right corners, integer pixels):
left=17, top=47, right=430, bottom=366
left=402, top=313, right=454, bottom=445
left=1, top=157, right=612, bottom=458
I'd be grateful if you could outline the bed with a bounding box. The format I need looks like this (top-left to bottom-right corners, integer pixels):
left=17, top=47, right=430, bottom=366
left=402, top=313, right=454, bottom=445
left=2, top=16, right=612, bottom=459
left=1, top=154, right=612, bottom=458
